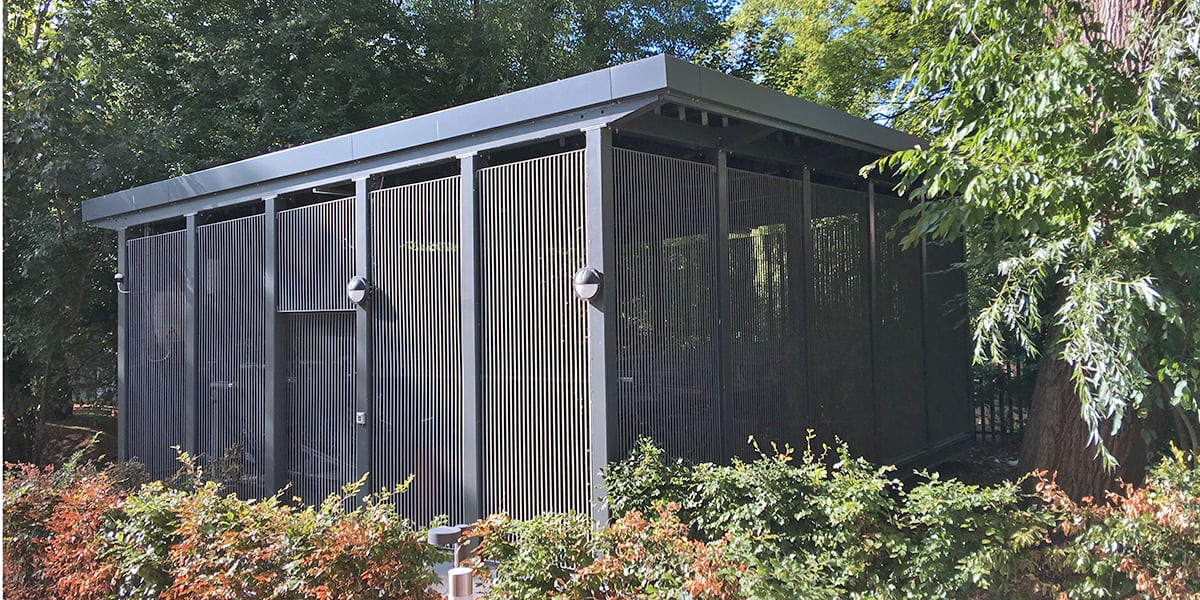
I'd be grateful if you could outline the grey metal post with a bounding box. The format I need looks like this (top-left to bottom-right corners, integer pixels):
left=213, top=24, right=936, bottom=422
left=866, top=182, right=880, bottom=461
left=354, top=177, right=373, bottom=493
left=263, top=196, right=288, bottom=496
left=785, top=172, right=807, bottom=438
left=184, top=213, right=199, bottom=458
left=714, top=150, right=733, bottom=459
left=919, top=234, right=931, bottom=453
left=117, top=228, right=128, bottom=462
left=584, top=127, right=616, bottom=522
left=459, top=153, right=484, bottom=522
left=800, top=167, right=816, bottom=430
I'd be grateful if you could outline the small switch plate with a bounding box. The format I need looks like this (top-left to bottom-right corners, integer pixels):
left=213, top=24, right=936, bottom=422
left=355, top=411, right=367, bottom=426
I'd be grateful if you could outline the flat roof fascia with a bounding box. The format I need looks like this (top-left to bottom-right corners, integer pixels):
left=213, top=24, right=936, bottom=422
left=84, top=54, right=924, bottom=226
left=87, top=95, right=662, bottom=230
left=83, top=55, right=676, bottom=225
left=658, top=55, right=924, bottom=153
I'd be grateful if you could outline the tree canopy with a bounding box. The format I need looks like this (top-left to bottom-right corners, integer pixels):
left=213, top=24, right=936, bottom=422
left=873, top=0, right=1199, bottom=493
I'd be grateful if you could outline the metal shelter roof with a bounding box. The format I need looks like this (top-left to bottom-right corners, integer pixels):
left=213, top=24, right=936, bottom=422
left=83, top=54, right=922, bottom=229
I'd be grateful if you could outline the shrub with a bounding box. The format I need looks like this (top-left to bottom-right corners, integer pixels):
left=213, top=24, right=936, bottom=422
left=2, top=449, right=140, bottom=600
left=1040, top=447, right=1200, bottom=599
left=100, top=480, right=185, bottom=599
left=471, top=505, right=745, bottom=599
left=299, top=483, right=442, bottom=600
left=606, top=435, right=1056, bottom=599
left=5, top=453, right=441, bottom=600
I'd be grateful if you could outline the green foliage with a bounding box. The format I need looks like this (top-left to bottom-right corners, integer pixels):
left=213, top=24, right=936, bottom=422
left=603, top=436, right=692, bottom=517
left=607, top=437, right=1055, bottom=598
left=470, top=512, right=598, bottom=599
left=722, top=0, right=949, bottom=128
left=4, top=456, right=440, bottom=599
left=471, top=506, right=745, bottom=599
left=1037, top=447, right=1200, bottom=599
left=871, top=0, right=1200, bottom=463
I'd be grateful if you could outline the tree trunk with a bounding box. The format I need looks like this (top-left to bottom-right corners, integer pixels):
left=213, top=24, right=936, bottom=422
left=1015, top=0, right=1166, bottom=502
left=1018, top=330, right=1148, bottom=500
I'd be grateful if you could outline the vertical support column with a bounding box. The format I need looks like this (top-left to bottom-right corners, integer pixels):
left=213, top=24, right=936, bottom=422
left=116, top=228, right=128, bottom=462
left=263, top=196, right=288, bottom=496
left=800, top=167, right=816, bottom=430
left=713, top=150, right=733, bottom=459
left=866, top=181, right=881, bottom=461
left=184, top=214, right=200, bottom=458
left=354, top=177, right=373, bottom=492
left=919, top=234, right=932, bottom=453
left=584, top=127, right=616, bottom=523
left=459, top=153, right=484, bottom=522
left=785, top=171, right=807, bottom=441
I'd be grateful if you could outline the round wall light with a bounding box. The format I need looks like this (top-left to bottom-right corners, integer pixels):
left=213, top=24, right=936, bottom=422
left=572, top=267, right=602, bottom=301
left=346, top=276, right=372, bottom=305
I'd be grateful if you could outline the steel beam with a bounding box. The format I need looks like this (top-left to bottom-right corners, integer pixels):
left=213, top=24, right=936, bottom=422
left=354, top=178, right=372, bottom=493
left=184, top=214, right=199, bottom=458
left=584, top=127, right=616, bottom=522
left=116, top=228, right=128, bottom=462
left=459, top=153, right=484, bottom=522
left=263, top=196, right=288, bottom=496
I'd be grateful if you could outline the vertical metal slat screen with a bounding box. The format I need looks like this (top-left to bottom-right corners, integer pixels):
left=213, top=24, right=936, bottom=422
left=873, top=197, right=928, bottom=463
left=370, top=176, right=463, bottom=523
left=727, top=169, right=807, bottom=455
left=278, top=197, right=358, bottom=505
left=613, top=149, right=720, bottom=463
left=286, top=313, right=356, bottom=505
left=479, top=150, right=590, bottom=519
left=809, top=184, right=874, bottom=458
left=278, top=197, right=355, bottom=312
left=126, top=231, right=188, bottom=479
left=198, top=215, right=268, bottom=497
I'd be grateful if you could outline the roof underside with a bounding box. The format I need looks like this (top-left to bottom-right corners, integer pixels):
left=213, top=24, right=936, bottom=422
left=83, top=55, right=922, bottom=230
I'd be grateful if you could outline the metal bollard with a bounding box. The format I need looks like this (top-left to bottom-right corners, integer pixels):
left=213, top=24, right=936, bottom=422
left=428, top=524, right=476, bottom=600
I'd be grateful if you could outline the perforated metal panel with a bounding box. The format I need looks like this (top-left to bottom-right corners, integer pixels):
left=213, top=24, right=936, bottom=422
left=198, top=215, right=268, bottom=496
left=286, top=313, right=356, bottom=505
left=613, top=149, right=720, bottom=463
left=479, top=151, right=590, bottom=519
left=126, top=231, right=188, bottom=479
left=277, top=198, right=355, bottom=312
left=873, top=197, right=927, bottom=463
left=727, top=169, right=807, bottom=455
left=809, top=183, right=875, bottom=458
left=924, top=238, right=972, bottom=445
left=370, top=177, right=464, bottom=523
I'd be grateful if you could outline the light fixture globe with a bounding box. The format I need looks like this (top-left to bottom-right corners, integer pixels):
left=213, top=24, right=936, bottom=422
left=346, top=276, right=372, bottom=305
left=572, top=267, right=602, bottom=301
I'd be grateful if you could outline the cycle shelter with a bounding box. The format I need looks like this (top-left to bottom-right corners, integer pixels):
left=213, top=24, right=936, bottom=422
left=86, top=55, right=972, bottom=523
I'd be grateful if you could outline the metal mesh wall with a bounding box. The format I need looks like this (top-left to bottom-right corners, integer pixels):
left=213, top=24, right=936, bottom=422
left=370, top=176, right=464, bottom=523
left=198, top=215, right=268, bottom=496
left=872, top=197, right=928, bottom=463
left=278, top=198, right=355, bottom=312
left=286, top=313, right=356, bottom=505
left=924, top=238, right=972, bottom=446
left=727, top=169, right=807, bottom=455
left=809, top=183, right=875, bottom=459
left=127, top=231, right=188, bottom=479
left=613, top=149, right=720, bottom=463
left=478, top=150, right=590, bottom=519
